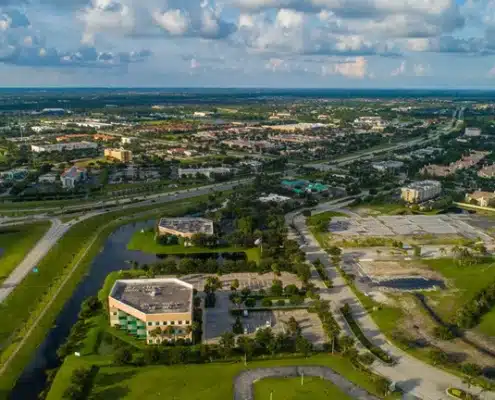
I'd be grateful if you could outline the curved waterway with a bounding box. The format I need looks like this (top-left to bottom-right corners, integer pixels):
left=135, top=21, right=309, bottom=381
left=10, top=218, right=249, bottom=399
left=10, top=220, right=159, bottom=399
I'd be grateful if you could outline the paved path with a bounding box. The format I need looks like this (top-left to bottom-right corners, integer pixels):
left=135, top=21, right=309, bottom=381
left=288, top=205, right=495, bottom=400
left=233, top=366, right=380, bottom=400
left=0, top=218, right=69, bottom=303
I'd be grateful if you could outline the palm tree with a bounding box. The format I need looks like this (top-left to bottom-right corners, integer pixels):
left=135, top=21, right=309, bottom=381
left=439, top=247, right=446, bottom=257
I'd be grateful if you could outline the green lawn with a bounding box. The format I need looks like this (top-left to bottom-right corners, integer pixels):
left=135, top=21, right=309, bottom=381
left=47, top=354, right=395, bottom=400
left=476, top=307, right=495, bottom=337
left=0, top=222, right=50, bottom=283
left=254, top=377, right=352, bottom=400
left=422, top=258, right=495, bottom=323
left=353, top=203, right=411, bottom=216
left=127, top=230, right=261, bottom=263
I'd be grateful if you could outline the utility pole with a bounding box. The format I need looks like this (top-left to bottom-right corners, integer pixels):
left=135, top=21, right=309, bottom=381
left=301, top=372, right=304, bottom=386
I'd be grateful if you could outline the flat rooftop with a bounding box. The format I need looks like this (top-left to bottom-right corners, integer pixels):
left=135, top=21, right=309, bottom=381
left=158, top=217, right=214, bottom=235
left=110, top=278, right=193, bottom=314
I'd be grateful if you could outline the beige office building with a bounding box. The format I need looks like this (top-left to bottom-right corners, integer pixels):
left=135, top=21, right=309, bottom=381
left=104, top=148, right=133, bottom=162
left=157, top=217, right=214, bottom=238
left=401, top=180, right=442, bottom=203
left=108, top=278, right=194, bottom=345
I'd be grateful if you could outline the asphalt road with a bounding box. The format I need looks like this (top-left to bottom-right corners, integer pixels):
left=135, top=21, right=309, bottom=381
left=288, top=205, right=495, bottom=400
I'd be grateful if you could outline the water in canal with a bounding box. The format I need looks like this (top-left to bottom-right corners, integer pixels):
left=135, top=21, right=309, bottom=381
left=10, top=219, right=248, bottom=399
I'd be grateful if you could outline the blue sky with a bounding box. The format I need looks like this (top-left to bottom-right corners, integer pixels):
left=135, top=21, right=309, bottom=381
left=0, top=0, right=494, bottom=87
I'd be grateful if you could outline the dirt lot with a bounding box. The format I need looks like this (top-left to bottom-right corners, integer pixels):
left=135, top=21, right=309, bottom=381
left=358, top=260, right=443, bottom=281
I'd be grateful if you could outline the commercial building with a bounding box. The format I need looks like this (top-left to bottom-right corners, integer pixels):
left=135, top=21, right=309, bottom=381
left=178, top=167, right=232, bottom=179
left=158, top=217, right=214, bottom=238
left=465, top=191, right=495, bottom=207
left=258, top=193, right=292, bottom=203
left=109, top=278, right=194, bottom=345
left=31, top=142, right=98, bottom=153
left=281, top=179, right=328, bottom=195
left=121, top=137, right=135, bottom=144
left=38, top=173, right=58, bottom=184
left=371, top=161, right=404, bottom=172
left=60, top=166, right=87, bottom=189
left=401, top=180, right=442, bottom=203
left=104, top=148, right=133, bottom=162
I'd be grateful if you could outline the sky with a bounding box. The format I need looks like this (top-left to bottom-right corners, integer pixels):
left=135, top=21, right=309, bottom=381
left=1, top=0, right=495, bottom=88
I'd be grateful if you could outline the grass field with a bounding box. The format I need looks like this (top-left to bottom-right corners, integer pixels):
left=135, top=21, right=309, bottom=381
left=254, top=377, right=352, bottom=400
left=0, top=194, right=219, bottom=394
left=307, top=211, right=348, bottom=226
left=352, top=203, right=411, bottom=216
left=0, top=222, right=50, bottom=283
left=47, top=354, right=396, bottom=400
left=476, top=308, right=495, bottom=337
left=422, top=258, right=495, bottom=323
left=127, top=230, right=261, bottom=263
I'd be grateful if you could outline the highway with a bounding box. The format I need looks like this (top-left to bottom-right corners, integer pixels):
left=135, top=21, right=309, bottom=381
left=287, top=203, right=495, bottom=400
left=303, top=122, right=454, bottom=171
left=0, top=179, right=247, bottom=304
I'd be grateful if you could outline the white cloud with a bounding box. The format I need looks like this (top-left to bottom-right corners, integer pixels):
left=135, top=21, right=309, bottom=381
left=413, top=63, right=430, bottom=76
left=153, top=9, right=190, bottom=36
left=391, top=60, right=406, bottom=76
left=322, top=56, right=369, bottom=79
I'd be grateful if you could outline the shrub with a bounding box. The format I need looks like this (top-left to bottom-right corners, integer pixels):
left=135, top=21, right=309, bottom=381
left=261, top=298, right=273, bottom=307
left=276, top=299, right=286, bottom=306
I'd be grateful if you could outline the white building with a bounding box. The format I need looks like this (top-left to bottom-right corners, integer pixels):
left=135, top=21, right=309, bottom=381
left=31, top=142, right=98, bottom=153
left=38, top=173, right=58, bottom=184
left=401, top=180, right=442, bottom=203
left=371, top=161, right=404, bottom=172
left=60, top=166, right=87, bottom=189
left=178, top=167, right=233, bottom=179
left=258, top=194, right=291, bottom=203
left=465, top=127, right=482, bottom=137
left=121, top=137, right=135, bottom=144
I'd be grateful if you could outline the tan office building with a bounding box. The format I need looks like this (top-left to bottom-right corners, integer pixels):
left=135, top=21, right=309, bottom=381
left=104, top=148, right=133, bottom=162
left=108, top=278, right=194, bottom=345
left=401, top=180, right=442, bottom=203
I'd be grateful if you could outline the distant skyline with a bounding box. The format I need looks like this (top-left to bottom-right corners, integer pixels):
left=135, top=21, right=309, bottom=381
left=1, top=0, right=495, bottom=88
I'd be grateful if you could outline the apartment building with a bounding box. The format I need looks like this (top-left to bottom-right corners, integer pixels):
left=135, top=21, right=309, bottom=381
left=104, top=148, right=133, bottom=162
left=31, top=142, right=98, bottom=153
left=401, top=180, right=442, bottom=203
left=108, top=278, right=194, bottom=345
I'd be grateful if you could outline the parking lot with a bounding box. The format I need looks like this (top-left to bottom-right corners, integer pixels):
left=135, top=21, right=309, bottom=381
left=182, top=272, right=303, bottom=292
left=329, top=214, right=488, bottom=239
left=192, top=272, right=326, bottom=348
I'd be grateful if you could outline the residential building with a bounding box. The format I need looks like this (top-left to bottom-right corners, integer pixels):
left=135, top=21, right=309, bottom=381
left=0, top=168, right=28, bottom=181
left=31, top=142, right=98, bottom=153
left=465, top=191, right=495, bottom=207
left=265, top=123, right=327, bottom=132
left=479, top=164, right=495, bottom=178
left=401, top=180, right=442, bottom=203
left=157, top=217, right=214, bottom=238
left=421, top=151, right=489, bottom=177
left=60, top=166, right=87, bottom=189
left=104, top=148, right=133, bottom=162
left=465, top=127, right=482, bottom=137
left=108, top=278, right=193, bottom=345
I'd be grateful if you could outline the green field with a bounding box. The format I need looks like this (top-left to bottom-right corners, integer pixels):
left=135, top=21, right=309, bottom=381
left=423, top=258, right=495, bottom=323
left=307, top=210, right=348, bottom=226
left=127, top=230, right=261, bottom=263
left=47, top=354, right=395, bottom=400
left=254, top=377, right=352, bottom=400
left=0, top=222, right=50, bottom=283
left=352, top=203, right=411, bottom=216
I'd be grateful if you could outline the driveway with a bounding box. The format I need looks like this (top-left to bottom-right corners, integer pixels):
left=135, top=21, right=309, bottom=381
left=233, top=366, right=380, bottom=400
